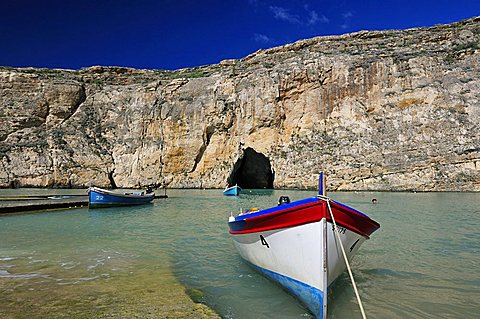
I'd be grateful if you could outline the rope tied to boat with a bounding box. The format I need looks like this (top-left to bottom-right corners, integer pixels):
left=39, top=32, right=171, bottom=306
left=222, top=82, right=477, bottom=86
left=317, top=195, right=368, bottom=319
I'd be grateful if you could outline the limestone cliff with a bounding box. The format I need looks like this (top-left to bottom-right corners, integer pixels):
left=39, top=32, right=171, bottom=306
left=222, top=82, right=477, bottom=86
left=1, top=18, right=479, bottom=191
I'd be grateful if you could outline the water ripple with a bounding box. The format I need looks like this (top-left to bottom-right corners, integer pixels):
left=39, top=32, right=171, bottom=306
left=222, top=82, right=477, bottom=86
left=0, top=269, right=49, bottom=279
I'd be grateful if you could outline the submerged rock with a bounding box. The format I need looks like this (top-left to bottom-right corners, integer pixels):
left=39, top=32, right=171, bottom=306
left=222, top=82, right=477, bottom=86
left=185, top=287, right=206, bottom=304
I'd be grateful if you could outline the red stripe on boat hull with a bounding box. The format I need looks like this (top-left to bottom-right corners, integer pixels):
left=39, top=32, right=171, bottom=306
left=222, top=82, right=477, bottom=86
left=229, top=199, right=379, bottom=238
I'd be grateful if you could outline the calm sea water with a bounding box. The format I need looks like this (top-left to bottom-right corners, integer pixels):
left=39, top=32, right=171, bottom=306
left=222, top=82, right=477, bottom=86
left=1, top=189, right=479, bottom=318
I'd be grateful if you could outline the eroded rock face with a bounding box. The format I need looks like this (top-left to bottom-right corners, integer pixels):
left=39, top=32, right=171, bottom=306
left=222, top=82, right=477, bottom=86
left=1, top=18, right=479, bottom=191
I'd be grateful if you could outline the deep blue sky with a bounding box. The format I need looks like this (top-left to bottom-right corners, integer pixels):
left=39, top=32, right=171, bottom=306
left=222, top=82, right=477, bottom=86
left=1, top=0, right=479, bottom=70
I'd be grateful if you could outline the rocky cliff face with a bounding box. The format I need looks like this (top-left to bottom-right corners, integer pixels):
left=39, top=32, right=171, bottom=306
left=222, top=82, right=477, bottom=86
left=1, top=18, right=479, bottom=191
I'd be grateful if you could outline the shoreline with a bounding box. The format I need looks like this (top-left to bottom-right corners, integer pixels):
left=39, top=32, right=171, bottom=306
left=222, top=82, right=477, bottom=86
left=0, top=186, right=479, bottom=193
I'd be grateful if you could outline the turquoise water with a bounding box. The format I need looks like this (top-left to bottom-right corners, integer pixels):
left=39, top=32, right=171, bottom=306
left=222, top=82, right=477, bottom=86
left=1, top=189, right=479, bottom=318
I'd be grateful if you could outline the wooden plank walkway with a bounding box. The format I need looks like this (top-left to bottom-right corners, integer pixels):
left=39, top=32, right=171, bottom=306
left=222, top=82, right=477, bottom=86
left=0, top=198, right=89, bottom=214
left=0, top=194, right=86, bottom=201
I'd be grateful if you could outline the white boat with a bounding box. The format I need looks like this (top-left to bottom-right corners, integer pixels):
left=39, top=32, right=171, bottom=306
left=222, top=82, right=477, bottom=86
left=227, top=173, right=380, bottom=318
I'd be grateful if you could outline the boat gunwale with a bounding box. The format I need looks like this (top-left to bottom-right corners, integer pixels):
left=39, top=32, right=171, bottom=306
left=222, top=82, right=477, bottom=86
left=228, top=197, right=379, bottom=238
left=224, top=185, right=242, bottom=192
left=88, top=187, right=155, bottom=199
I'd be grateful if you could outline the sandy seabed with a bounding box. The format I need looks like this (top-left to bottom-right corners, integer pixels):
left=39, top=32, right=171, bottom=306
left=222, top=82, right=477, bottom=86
left=0, top=263, right=220, bottom=319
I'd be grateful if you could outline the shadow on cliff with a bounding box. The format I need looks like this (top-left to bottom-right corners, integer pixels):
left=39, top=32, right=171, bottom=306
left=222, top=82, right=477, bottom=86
left=227, top=148, right=274, bottom=189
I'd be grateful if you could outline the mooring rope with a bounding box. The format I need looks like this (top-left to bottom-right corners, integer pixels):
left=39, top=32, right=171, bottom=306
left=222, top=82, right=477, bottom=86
left=318, top=195, right=368, bottom=319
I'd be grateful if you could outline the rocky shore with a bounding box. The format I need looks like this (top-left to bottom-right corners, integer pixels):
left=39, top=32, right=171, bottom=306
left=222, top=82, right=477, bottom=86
left=1, top=17, right=479, bottom=191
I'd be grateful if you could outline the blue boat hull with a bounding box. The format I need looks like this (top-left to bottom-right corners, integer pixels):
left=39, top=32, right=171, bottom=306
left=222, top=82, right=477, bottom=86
left=223, top=185, right=241, bottom=196
left=88, top=187, right=154, bottom=208
left=252, top=263, right=325, bottom=318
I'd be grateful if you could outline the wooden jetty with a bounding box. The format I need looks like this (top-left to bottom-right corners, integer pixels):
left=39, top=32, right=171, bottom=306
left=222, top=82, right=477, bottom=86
left=0, top=198, right=89, bottom=214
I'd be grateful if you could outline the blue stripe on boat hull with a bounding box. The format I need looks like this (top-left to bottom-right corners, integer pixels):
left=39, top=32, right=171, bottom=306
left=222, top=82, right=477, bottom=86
left=88, top=201, right=153, bottom=208
left=249, top=263, right=325, bottom=319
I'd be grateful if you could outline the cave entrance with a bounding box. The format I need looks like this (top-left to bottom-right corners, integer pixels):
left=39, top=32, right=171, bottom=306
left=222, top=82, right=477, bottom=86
left=228, top=148, right=274, bottom=189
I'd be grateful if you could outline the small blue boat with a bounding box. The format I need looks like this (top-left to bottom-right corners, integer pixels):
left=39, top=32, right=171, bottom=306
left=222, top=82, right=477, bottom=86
left=88, top=187, right=155, bottom=208
left=223, top=185, right=241, bottom=196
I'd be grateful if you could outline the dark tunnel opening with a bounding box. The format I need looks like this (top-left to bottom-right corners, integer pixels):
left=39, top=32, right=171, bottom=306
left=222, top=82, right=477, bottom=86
left=228, top=148, right=274, bottom=189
